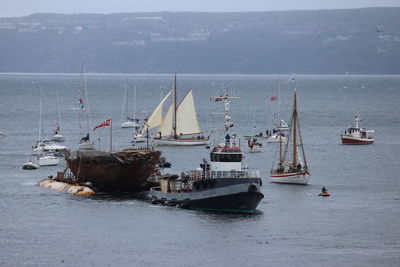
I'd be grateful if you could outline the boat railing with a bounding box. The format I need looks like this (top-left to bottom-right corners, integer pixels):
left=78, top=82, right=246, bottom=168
left=184, top=169, right=260, bottom=180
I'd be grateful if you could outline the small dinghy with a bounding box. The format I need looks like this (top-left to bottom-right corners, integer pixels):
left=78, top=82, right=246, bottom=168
left=22, top=160, right=39, bottom=170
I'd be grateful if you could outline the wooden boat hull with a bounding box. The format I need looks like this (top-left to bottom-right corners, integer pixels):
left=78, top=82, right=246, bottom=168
left=153, top=137, right=209, bottom=146
left=341, top=136, right=374, bottom=145
left=270, top=172, right=310, bottom=185
left=65, top=149, right=160, bottom=192
left=319, top=192, right=330, bottom=197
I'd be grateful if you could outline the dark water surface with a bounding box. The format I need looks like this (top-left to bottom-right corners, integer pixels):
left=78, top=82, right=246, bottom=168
left=0, top=74, right=399, bottom=266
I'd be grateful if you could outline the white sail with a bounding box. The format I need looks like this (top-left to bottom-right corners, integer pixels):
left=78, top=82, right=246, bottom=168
left=143, top=90, right=172, bottom=133
left=158, top=103, right=174, bottom=137
left=176, top=89, right=201, bottom=135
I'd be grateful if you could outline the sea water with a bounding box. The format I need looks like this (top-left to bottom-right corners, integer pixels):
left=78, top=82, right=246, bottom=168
left=0, top=74, right=399, bottom=266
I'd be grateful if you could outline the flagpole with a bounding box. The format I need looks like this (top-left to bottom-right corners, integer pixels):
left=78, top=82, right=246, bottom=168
left=110, top=117, right=112, bottom=153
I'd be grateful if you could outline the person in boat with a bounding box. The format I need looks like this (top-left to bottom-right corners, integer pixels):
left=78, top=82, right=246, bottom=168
left=297, top=163, right=302, bottom=171
left=322, top=186, right=327, bottom=193
left=225, top=133, right=231, bottom=145
left=81, top=133, right=90, bottom=142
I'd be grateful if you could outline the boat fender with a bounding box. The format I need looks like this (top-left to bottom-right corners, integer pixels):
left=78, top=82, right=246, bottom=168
left=248, top=184, right=258, bottom=193
left=259, top=179, right=262, bottom=187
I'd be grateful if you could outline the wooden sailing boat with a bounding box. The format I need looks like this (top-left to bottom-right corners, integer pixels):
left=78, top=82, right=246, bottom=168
left=270, top=90, right=310, bottom=185
left=147, top=74, right=208, bottom=146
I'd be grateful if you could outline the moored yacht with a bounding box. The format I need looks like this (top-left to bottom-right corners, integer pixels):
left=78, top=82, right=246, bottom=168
left=148, top=92, right=264, bottom=213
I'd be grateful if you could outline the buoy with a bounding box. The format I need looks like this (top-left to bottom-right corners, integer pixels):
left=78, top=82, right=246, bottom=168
left=37, top=178, right=95, bottom=195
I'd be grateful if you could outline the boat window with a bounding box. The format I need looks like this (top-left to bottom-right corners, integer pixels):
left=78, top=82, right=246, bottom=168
left=211, top=153, right=242, bottom=162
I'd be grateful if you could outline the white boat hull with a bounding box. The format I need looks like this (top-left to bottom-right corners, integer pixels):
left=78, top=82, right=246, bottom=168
left=32, top=143, right=67, bottom=155
left=131, top=134, right=146, bottom=143
left=270, top=172, right=310, bottom=185
left=249, top=147, right=262, bottom=153
left=121, top=121, right=140, bottom=128
left=22, top=161, right=39, bottom=170
left=267, top=135, right=287, bottom=143
left=78, top=141, right=95, bottom=150
left=154, top=138, right=209, bottom=146
left=51, top=134, right=65, bottom=142
left=38, top=155, right=59, bottom=166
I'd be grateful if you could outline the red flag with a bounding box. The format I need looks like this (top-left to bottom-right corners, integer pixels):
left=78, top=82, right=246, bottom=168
left=93, top=118, right=111, bottom=131
left=270, top=96, right=278, bottom=101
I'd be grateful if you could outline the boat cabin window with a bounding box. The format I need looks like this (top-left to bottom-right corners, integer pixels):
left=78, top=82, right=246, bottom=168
left=210, top=153, right=242, bottom=162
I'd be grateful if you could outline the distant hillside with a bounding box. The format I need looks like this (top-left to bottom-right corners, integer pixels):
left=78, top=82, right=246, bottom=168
left=0, top=8, right=399, bottom=74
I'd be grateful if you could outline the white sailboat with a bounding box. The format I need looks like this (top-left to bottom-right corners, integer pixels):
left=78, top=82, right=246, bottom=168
left=51, top=88, right=65, bottom=142
left=121, top=83, right=140, bottom=128
left=270, top=90, right=310, bottom=185
left=146, top=74, right=209, bottom=146
left=32, top=89, right=60, bottom=166
left=77, top=66, right=95, bottom=151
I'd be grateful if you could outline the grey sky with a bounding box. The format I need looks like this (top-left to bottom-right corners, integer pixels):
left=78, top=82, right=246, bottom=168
left=0, top=0, right=399, bottom=17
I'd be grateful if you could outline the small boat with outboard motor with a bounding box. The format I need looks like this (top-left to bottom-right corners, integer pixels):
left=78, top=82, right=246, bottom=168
left=148, top=91, right=264, bottom=213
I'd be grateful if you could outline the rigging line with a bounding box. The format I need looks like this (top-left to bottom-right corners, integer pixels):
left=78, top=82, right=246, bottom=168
left=296, top=110, right=308, bottom=171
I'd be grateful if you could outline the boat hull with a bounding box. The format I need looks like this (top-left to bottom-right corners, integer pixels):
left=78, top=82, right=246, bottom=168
left=65, top=149, right=160, bottom=192
left=22, top=162, right=39, bottom=170
left=270, top=172, right=310, bottom=185
left=51, top=134, right=65, bottom=142
left=341, top=136, right=374, bottom=145
left=38, top=155, right=59, bottom=166
left=153, top=138, right=209, bottom=146
left=148, top=178, right=264, bottom=213
left=121, top=121, right=140, bottom=128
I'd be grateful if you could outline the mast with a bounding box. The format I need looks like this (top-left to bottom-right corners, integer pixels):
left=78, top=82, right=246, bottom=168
left=121, top=82, right=128, bottom=122
left=292, top=91, right=297, bottom=168
left=279, top=133, right=282, bottom=164
left=133, top=85, right=137, bottom=121
left=83, top=64, right=93, bottom=136
left=38, top=89, right=43, bottom=142
left=277, top=81, right=281, bottom=123
left=55, top=87, right=62, bottom=132
left=173, top=74, right=177, bottom=139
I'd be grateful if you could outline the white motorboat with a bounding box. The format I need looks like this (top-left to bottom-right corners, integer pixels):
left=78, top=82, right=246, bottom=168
left=0, top=131, right=5, bottom=137
left=146, top=74, right=209, bottom=146
left=38, top=155, right=59, bottom=166
left=341, top=115, right=375, bottom=145
left=22, top=160, right=39, bottom=170
left=270, top=90, right=310, bottom=185
left=32, top=140, right=67, bottom=155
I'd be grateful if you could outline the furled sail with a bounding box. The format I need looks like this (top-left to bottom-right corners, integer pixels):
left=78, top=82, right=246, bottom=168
left=143, top=90, right=172, bottom=134
left=176, top=89, right=201, bottom=135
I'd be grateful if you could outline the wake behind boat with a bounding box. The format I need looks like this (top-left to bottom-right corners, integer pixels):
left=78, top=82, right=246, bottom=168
left=270, top=90, right=310, bottom=185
